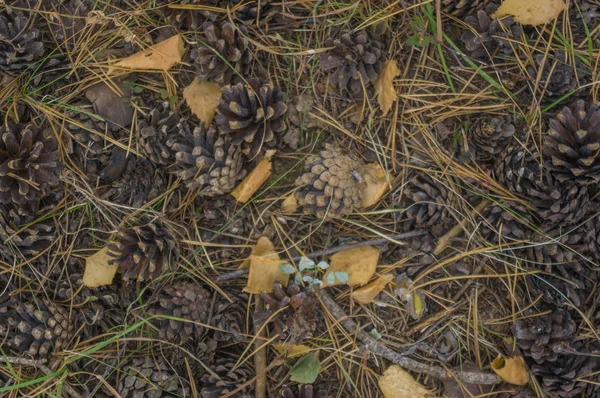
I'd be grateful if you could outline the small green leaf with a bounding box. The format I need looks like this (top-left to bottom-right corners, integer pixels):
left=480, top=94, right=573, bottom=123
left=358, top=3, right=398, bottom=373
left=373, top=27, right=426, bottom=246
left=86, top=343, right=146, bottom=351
left=316, top=261, right=329, bottom=270
left=302, top=275, right=314, bottom=283
left=369, top=328, right=382, bottom=340
left=299, top=257, right=316, bottom=271
left=406, top=36, right=421, bottom=47
left=280, top=263, right=296, bottom=275
left=311, top=279, right=323, bottom=286
left=290, top=352, right=321, bottom=384
left=325, top=272, right=335, bottom=285
left=133, top=86, right=143, bottom=94
left=160, top=89, right=169, bottom=99
left=334, top=272, right=349, bottom=284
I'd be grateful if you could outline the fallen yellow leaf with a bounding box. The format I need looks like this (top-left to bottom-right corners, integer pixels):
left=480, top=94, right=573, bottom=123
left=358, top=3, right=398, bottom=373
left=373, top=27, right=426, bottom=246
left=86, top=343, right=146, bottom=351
left=352, top=274, right=394, bottom=304
left=491, top=356, right=529, bottom=386
left=83, top=247, right=118, bottom=287
left=113, top=35, right=185, bottom=71
left=273, top=343, right=312, bottom=358
left=379, top=365, right=431, bottom=398
left=361, top=163, right=389, bottom=208
left=240, top=236, right=277, bottom=269
left=244, top=256, right=288, bottom=294
left=281, top=194, right=299, bottom=214
left=395, top=273, right=428, bottom=320
left=231, top=157, right=272, bottom=203
left=374, top=60, right=400, bottom=115
left=492, top=0, right=565, bottom=26
left=183, top=79, right=223, bottom=128
left=322, top=246, right=380, bottom=287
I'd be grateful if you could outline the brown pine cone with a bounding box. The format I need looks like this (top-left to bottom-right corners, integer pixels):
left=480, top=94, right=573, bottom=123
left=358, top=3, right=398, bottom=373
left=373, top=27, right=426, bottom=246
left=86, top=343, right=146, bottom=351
left=0, top=204, right=55, bottom=260
left=442, top=0, right=497, bottom=16
left=0, top=5, right=45, bottom=73
left=295, top=145, right=367, bottom=218
left=544, top=100, right=600, bottom=185
left=482, top=202, right=532, bottom=244
left=467, top=114, right=515, bottom=160
left=0, top=298, right=77, bottom=358
left=107, top=221, right=179, bottom=282
left=255, top=281, right=319, bottom=343
left=149, top=282, right=212, bottom=344
left=320, top=29, right=384, bottom=95
left=137, top=105, right=182, bottom=166
left=211, top=291, right=248, bottom=342
left=200, top=353, right=254, bottom=398
left=527, top=50, right=587, bottom=101
left=0, top=123, right=63, bottom=206
left=117, top=356, right=189, bottom=398
left=460, top=8, right=523, bottom=59
left=191, top=21, right=250, bottom=85
left=281, top=385, right=330, bottom=398
left=159, top=0, right=220, bottom=29
left=215, top=78, right=287, bottom=156
left=169, top=123, right=247, bottom=197
left=585, top=214, right=600, bottom=261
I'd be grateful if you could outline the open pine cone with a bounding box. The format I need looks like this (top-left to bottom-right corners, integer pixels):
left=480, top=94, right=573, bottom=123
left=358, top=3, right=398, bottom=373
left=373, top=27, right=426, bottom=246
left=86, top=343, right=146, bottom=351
left=467, top=114, right=515, bottom=160
left=137, top=104, right=182, bottom=166
left=295, top=145, right=367, bottom=217
left=0, top=5, right=45, bottom=73
left=442, top=0, right=495, bottom=16
left=191, top=21, right=250, bottom=85
left=108, top=221, right=179, bottom=282
left=0, top=298, right=76, bottom=358
left=200, top=353, right=255, bottom=398
left=117, top=356, right=189, bottom=398
left=544, top=100, right=600, bottom=184
left=320, top=29, right=384, bottom=95
left=0, top=123, right=63, bottom=206
left=460, top=8, right=522, bottom=59
left=169, top=123, right=247, bottom=197
left=216, top=78, right=287, bottom=156
left=0, top=204, right=55, bottom=260
left=482, top=202, right=532, bottom=244
left=528, top=50, right=587, bottom=101
left=211, top=291, right=248, bottom=342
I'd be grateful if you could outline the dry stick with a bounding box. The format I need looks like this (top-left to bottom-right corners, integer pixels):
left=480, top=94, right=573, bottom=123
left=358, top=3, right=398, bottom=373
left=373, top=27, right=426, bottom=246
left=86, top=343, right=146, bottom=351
left=317, top=289, right=502, bottom=385
left=254, top=296, right=268, bottom=398
left=216, top=229, right=429, bottom=283
left=1, top=357, right=81, bottom=398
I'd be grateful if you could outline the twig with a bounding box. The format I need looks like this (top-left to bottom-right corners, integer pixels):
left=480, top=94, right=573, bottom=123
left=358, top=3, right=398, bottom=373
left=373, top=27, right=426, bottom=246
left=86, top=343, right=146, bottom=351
left=216, top=230, right=429, bottom=283
left=317, top=289, right=502, bottom=385
left=253, top=296, right=267, bottom=398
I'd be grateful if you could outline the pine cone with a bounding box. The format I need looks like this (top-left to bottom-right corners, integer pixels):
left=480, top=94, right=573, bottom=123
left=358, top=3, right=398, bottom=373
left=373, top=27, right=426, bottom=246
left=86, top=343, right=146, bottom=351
left=0, top=6, right=45, bottom=72
left=117, top=356, right=189, bottom=398
left=320, top=29, right=384, bottom=95
left=169, top=123, right=247, bottom=197
left=468, top=114, right=515, bottom=160
left=211, top=291, right=248, bottom=342
left=138, top=105, right=182, bottom=166
left=216, top=78, right=287, bottom=156
left=482, top=202, right=532, bottom=244
left=47, top=0, right=93, bottom=48
left=159, top=0, right=220, bottom=29
left=460, top=8, right=523, bottom=59
left=255, top=281, right=319, bottom=343
left=0, top=123, right=63, bottom=206
left=544, top=100, right=600, bottom=185
left=0, top=298, right=76, bottom=358
left=200, top=353, right=254, bottom=398
left=149, top=282, right=212, bottom=344
left=0, top=204, right=54, bottom=260
left=401, top=174, right=456, bottom=236
left=442, top=0, right=496, bottom=16
left=191, top=21, right=250, bottom=85
left=295, top=145, right=367, bottom=217
left=527, top=50, right=587, bottom=101
left=498, top=147, right=590, bottom=227
left=585, top=214, right=600, bottom=261
left=281, top=385, right=330, bottom=398
left=107, top=221, right=179, bottom=282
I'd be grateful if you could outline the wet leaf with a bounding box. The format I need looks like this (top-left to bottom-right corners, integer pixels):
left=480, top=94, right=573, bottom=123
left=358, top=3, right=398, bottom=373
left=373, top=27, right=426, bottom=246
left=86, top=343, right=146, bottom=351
left=379, top=365, right=431, bottom=398
left=361, top=163, right=389, bottom=208
left=322, top=246, right=380, bottom=287
left=352, top=274, right=394, bottom=304
left=492, top=0, right=565, bottom=26
left=83, top=247, right=118, bottom=287
left=273, top=343, right=312, bottom=358
left=183, top=79, right=222, bottom=128
left=231, top=157, right=273, bottom=203
left=281, top=194, right=299, bottom=214
left=373, top=60, right=400, bottom=115
left=290, top=352, right=321, bottom=384
left=491, top=356, right=529, bottom=386
left=113, top=34, right=185, bottom=71
left=244, top=237, right=288, bottom=294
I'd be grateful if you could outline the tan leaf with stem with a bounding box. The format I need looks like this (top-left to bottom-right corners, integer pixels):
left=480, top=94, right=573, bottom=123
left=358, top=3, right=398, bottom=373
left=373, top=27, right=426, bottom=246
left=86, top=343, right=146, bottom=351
left=83, top=247, right=117, bottom=287
left=374, top=60, right=400, bottom=115
left=113, top=35, right=185, bottom=71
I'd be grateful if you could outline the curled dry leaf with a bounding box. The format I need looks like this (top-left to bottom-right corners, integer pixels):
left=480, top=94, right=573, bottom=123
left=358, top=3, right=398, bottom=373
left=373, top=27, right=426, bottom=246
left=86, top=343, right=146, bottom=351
left=322, top=246, right=380, bottom=287
left=113, top=34, right=185, bottom=71
left=492, top=0, right=565, bottom=26
left=83, top=247, right=118, bottom=287
left=374, top=60, right=400, bottom=115
left=491, top=356, right=529, bottom=386
left=273, top=343, right=312, bottom=358
left=351, top=274, right=394, bottom=304
left=183, top=79, right=223, bottom=127
left=394, top=273, right=427, bottom=320
left=281, top=194, right=299, bottom=214
left=379, top=365, right=431, bottom=398
left=244, top=237, right=289, bottom=294
left=231, top=157, right=273, bottom=203
left=361, top=162, right=389, bottom=208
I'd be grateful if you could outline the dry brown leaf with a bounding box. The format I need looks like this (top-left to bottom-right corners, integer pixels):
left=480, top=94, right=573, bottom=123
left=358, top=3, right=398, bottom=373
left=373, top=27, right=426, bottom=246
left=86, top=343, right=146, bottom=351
left=240, top=236, right=277, bottom=269
left=491, top=356, right=529, bottom=386
left=352, top=274, right=394, bottom=304
left=273, top=343, right=312, bottom=358
left=322, top=246, right=380, bottom=287
left=361, top=163, right=389, bottom=208
left=183, top=79, right=222, bottom=127
left=231, top=158, right=272, bottom=203
left=374, top=60, right=400, bottom=115
left=83, top=247, right=117, bottom=287
left=113, top=34, right=185, bottom=71
left=281, top=194, right=299, bottom=214
left=492, top=0, right=565, bottom=26
left=244, top=237, right=288, bottom=294
left=379, top=365, right=431, bottom=398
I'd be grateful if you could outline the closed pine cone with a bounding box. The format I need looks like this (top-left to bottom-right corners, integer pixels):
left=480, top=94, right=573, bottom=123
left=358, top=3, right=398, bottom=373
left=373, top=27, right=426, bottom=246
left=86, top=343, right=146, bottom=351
left=0, top=123, right=63, bottom=206
left=200, top=353, right=254, bottom=398
left=442, top=0, right=495, bottom=16
left=216, top=78, right=287, bottom=156
left=527, top=50, right=587, bottom=101
left=482, top=202, right=532, bottom=244
left=211, top=291, right=248, bottom=342
left=295, top=145, right=367, bottom=217
left=0, top=204, right=54, bottom=259
left=544, top=100, right=600, bottom=184
left=191, top=21, right=250, bottom=85
left=117, top=356, right=189, bottom=398
left=137, top=104, right=182, bottom=166
left=468, top=114, right=515, bottom=160
left=460, top=8, right=523, bottom=59
left=0, top=298, right=76, bottom=358
left=169, top=123, right=246, bottom=197
left=107, top=221, right=179, bottom=282
left=281, top=385, right=330, bottom=398
left=0, top=5, right=45, bottom=73
left=149, top=281, right=212, bottom=344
